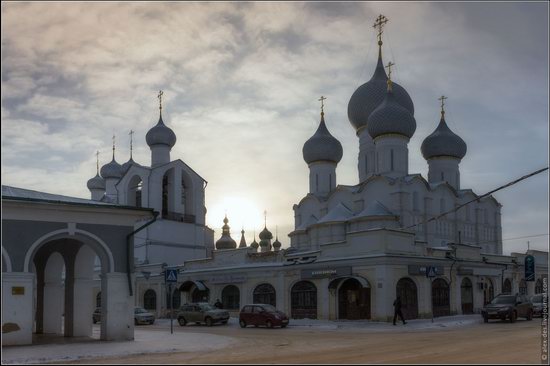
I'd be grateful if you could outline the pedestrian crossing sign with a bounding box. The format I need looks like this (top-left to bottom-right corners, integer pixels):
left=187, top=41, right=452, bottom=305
left=426, top=266, right=437, bottom=278
left=165, top=268, right=178, bottom=283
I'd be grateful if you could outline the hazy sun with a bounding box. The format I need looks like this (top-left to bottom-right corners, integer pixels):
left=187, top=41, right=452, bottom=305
left=208, top=196, right=264, bottom=236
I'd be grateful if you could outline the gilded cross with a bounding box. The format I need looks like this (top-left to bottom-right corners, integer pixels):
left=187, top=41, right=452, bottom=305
left=385, top=61, right=395, bottom=80
left=158, top=90, right=163, bottom=112
left=438, top=95, right=448, bottom=112
left=318, top=96, right=327, bottom=114
left=373, top=14, right=389, bottom=42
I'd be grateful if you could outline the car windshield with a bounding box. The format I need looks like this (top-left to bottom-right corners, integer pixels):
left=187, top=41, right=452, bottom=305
left=135, top=308, right=148, bottom=314
left=490, top=296, right=515, bottom=305
left=200, top=304, right=216, bottom=311
left=531, top=295, right=543, bottom=303
left=261, top=305, right=277, bottom=312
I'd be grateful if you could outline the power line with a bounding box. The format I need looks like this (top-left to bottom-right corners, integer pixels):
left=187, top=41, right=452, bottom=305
left=474, top=233, right=549, bottom=246
left=401, top=167, right=549, bottom=231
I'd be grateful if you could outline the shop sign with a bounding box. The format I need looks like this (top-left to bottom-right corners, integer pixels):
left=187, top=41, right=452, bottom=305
left=457, top=267, right=474, bottom=275
left=208, top=274, right=247, bottom=284
left=408, top=265, right=444, bottom=276
left=301, top=266, right=352, bottom=279
left=11, top=287, right=24, bottom=295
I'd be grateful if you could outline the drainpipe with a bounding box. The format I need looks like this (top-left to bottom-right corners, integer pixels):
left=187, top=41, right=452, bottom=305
left=126, top=211, right=159, bottom=296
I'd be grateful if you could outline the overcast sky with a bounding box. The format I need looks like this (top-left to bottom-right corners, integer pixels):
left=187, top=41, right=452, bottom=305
left=1, top=2, right=548, bottom=254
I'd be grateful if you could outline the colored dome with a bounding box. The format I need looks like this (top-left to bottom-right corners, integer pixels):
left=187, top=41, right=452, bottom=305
left=259, top=226, right=273, bottom=240
left=367, top=86, right=416, bottom=139
left=100, top=158, right=123, bottom=179
left=302, top=113, right=343, bottom=164
left=421, top=113, right=467, bottom=160
left=347, top=48, right=414, bottom=133
left=87, top=173, right=105, bottom=190
left=146, top=115, right=176, bottom=148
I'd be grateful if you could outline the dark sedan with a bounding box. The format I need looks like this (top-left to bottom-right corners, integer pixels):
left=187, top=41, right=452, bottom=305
left=481, top=294, right=533, bottom=323
left=239, top=304, right=289, bottom=328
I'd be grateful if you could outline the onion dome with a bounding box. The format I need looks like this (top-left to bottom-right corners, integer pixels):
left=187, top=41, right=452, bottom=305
left=272, top=237, right=282, bottom=250
left=146, top=115, right=176, bottom=148
left=87, top=173, right=105, bottom=190
left=121, top=158, right=141, bottom=173
left=367, top=81, right=416, bottom=140
left=250, top=237, right=259, bottom=249
left=348, top=45, right=414, bottom=133
left=303, top=112, right=343, bottom=164
left=100, top=158, right=123, bottom=179
left=259, top=226, right=273, bottom=240
left=239, top=229, right=247, bottom=248
left=421, top=111, right=467, bottom=160
left=215, top=216, right=237, bottom=250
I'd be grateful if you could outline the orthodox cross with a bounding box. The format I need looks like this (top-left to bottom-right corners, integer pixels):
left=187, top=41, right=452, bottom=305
left=373, top=14, right=389, bottom=43
left=318, top=96, right=327, bottom=114
left=385, top=61, right=395, bottom=80
left=95, top=150, right=100, bottom=174
left=438, top=95, right=448, bottom=113
left=158, top=90, right=163, bottom=113
left=129, top=130, right=134, bottom=159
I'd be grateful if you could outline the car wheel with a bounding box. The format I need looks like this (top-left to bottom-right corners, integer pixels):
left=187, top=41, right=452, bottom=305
left=205, top=317, right=213, bottom=327
left=527, top=310, right=533, bottom=321
left=178, top=317, right=187, bottom=326
left=509, top=311, right=517, bottom=323
left=266, top=320, right=273, bottom=329
left=239, top=320, right=247, bottom=328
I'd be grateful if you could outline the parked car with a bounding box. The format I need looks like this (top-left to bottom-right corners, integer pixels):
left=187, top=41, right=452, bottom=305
left=531, top=294, right=546, bottom=317
left=481, top=294, right=533, bottom=323
left=134, top=307, right=155, bottom=325
left=177, top=303, right=230, bottom=326
left=239, top=304, right=289, bottom=328
left=92, top=307, right=101, bottom=324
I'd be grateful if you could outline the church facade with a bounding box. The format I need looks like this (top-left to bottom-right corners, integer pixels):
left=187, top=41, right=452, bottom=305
left=131, top=16, right=547, bottom=321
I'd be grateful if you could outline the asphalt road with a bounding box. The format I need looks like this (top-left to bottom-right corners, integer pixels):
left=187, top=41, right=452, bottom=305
left=66, top=318, right=543, bottom=364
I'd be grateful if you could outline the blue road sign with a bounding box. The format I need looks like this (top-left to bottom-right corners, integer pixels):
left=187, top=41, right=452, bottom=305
left=426, top=266, right=437, bottom=278
left=165, top=268, right=178, bottom=283
left=525, top=255, right=535, bottom=281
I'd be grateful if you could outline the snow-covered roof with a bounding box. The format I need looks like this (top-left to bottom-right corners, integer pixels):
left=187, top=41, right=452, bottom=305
left=353, top=200, right=396, bottom=219
left=317, top=203, right=353, bottom=224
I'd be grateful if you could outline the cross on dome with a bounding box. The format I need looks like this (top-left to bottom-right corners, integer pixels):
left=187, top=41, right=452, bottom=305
left=385, top=61, right=395, bottom=91
left=438, top=95, right=448, bottom=114
left=373, top=14, right=389, bottom=44
left=318, top=96, right=327, bottom=115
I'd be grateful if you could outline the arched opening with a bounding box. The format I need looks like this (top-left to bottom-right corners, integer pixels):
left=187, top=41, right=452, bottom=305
left=460, top=278, right=473, bottom=314
left=144, top=289, right=157, bottom=311
left=221, top=285, right=240, bottom=310
left=519, top=279, right=527, bottom=296
left=180, top=170, right=196, bottom=222
left=96, top=292, right=102, bottom=308
left=535, top=279, right=543, bottom=294
left=41, top=252, right=65, bottom=335
left=291, top=281, right=317, bottom=319
left=503, top=278, right=512, bottom=294
left=127, top=175, right=143, bottom=207
left=338, top=278, right=371, bottom=320
left=432, top=278, right=450, bottom=317
left=253, top=283, right=276, bottom=307
left=192, top=288, right=210, bottom=303
left=162, top=168, right=176, bottom=219
left=483, top=278, right=495, bottom=305
left=396, top=278, right=418, bottom=320
left=165, top=287, right=181, bottom=315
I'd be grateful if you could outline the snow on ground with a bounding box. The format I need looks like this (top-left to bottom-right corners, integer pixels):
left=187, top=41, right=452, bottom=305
left=1, top=328, right=237, bottom=364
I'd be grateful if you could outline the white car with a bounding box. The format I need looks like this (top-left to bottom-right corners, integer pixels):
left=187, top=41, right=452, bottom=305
left=135, top=307, right=155, bottom=325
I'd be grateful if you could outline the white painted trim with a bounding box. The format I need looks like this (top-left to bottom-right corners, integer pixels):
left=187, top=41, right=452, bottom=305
left=2, top=246, right=13, bottom=272
left=24, top=228, right=115, bottom=273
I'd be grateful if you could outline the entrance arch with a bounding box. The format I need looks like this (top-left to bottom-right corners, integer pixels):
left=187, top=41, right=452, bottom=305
left=460, top=278, right=473, bottom=314
left=291, top=281, right=317, bottom=319
left=503, top=278, right=512, bottom=294
left=337, top=278, right=371, bottom=320
left=144, top=289, right=157, bottom=310
left=221, top=285, right=240, bottom=310
left=432, top=278, right=450, bottom=317
left=253, top=283, right=276, bottom=306
left=396, top=278, right=418, bottom=320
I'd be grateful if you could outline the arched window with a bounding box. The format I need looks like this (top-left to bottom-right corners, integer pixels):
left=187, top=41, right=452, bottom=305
left=535, top=279, right=543, bottom=294
left=503, top=278, right=512, bottom=294
left=484, top=278, right=494, bottom=305
left=432, top=278, right=450, bottom=317
left=396, top=278, right=418, bottom=319
left=519, top=279, right=527, bottom=295
left=144, top=289, right=156, bottom=310
left=221, top=285, right=240, bottom=310
left=253, top=283, right=276, bottom=307
left=127, top=176, right=143, bottom=207
left=96, top=291, right=101, bottom=308
left=291, top=281, right=317, bottom=319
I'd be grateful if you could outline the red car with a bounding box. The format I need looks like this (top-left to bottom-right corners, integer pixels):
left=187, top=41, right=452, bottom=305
left=239, top=304, right=289, bottom=328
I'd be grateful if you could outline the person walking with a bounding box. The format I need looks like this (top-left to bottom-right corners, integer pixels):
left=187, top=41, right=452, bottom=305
left=393, top=296, right=407, bottom=325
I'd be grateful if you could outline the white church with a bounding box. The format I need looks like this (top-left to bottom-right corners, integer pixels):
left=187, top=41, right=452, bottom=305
left=104, top=15, right=547, bottom=322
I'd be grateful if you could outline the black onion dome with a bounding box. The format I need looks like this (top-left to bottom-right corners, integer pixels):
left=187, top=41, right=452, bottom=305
left=87, top=173, right=105, bottom=190
left=347, top=50, right=414, bottom=132
left=367, top=87, right=416, bottom=139
left=302, top=114, right=343, bottom=164
left=421, top=114, right=467, bottom=160
left=100, top=158, right=123, bottom=179
left=215, top=216, right=237, bottom=250
left=259, top=226, right=273, bottom=240
left=121, top=158, right=141, bottom=173
left=146, top=115, right=176, bottom=148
